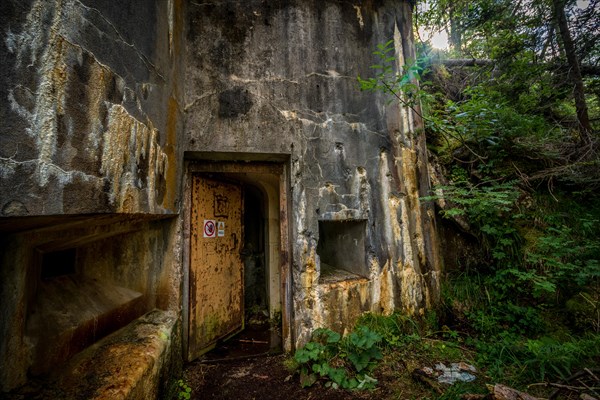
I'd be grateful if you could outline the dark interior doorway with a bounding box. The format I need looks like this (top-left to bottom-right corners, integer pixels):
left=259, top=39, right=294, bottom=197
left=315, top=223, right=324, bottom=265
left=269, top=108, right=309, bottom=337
left=243, top=185, right=267, bottom=315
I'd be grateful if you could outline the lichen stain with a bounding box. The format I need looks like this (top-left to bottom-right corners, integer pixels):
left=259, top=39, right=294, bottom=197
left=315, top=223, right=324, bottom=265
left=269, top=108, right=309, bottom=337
left=399, top=146, right=427, bottom=268
left=353, top=5, right=364, bottom=29
left=302, top=253, right=318, bottom=290
left=378, top=261, right=396, bottom=315
left=101, top=105, right=168, bottom=212
left=397, top=263, right=426, bottom=315
left=320, top=278, right=370, bottom=336
left=84, top=61, right=113, bottom=155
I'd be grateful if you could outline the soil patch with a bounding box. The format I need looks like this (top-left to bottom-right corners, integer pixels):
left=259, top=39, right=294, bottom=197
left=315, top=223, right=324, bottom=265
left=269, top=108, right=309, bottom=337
left=183, top=354, right=379, bottom=400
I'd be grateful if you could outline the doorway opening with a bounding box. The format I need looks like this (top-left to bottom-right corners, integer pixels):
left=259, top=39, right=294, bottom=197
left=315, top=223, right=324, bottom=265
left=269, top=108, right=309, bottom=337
left=243, top=185, right=267, bottom=314
left=185, top=161, right=290, bottom=361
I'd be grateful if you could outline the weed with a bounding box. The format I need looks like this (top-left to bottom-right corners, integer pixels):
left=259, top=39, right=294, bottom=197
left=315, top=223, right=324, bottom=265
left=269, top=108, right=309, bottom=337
left=293, top=326, right=383, bottom=389
left=175, top=379, right=192, bottom=400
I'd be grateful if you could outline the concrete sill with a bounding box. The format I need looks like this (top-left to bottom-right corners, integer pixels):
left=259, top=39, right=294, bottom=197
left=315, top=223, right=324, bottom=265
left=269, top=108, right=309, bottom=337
left=319, top=263, right=367, bottom=284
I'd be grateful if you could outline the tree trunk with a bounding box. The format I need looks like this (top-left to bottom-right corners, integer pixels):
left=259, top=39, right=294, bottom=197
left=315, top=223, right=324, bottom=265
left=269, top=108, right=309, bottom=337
left=552, top=0, right=593, bottom=146
left=448, top=3, right=462, bottom=54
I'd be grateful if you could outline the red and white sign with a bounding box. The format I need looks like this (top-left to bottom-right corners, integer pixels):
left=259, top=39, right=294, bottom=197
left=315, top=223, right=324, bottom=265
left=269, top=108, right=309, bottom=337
left=203, top=220, right=216, bottom=238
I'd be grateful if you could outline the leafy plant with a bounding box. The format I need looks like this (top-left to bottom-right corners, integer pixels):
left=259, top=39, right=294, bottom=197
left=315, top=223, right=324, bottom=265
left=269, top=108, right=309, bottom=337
left=293, top=326, right=383, bottom=390
left=356, top=312, right=422, bottom=348
left=358, top=39, right=427, bottom=109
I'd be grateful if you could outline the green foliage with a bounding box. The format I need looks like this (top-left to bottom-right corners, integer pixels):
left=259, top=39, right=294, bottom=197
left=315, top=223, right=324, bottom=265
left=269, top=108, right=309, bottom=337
left=175, top=379, right=192, bottom=400
left=358, top=40, right=428, bottom=110
left=356, top=312, right=422, bottom=348
left=473, top=331, right=600, bottom=384
left=293, top=326, right=383, bottom=390
left=526, top=215, right=600, bottom=292
left=358, top=12, right=600, bottom=386
left=424, top=180, right=527, bottom=287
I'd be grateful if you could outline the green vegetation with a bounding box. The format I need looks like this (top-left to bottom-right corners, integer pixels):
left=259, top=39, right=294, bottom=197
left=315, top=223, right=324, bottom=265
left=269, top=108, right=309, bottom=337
left=331, top=0, right=600, bottom=396
left=291, top=326, right=382, bottom=389
left=411, top=0, right=600, bottom=390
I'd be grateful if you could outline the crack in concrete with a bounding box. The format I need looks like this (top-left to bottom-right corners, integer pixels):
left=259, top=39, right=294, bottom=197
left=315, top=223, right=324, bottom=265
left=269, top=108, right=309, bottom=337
left=306, top=71, right=353, bottom=79
left=184, top=91, right=217, bottom=111
left=75, top=0, right=166, bottom=82
left=230, top=74, right=300, bottom=85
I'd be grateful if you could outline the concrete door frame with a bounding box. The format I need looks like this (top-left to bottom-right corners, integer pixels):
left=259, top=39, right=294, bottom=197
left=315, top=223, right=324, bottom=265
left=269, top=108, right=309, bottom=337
left=182, top=158, right=293, bottom=360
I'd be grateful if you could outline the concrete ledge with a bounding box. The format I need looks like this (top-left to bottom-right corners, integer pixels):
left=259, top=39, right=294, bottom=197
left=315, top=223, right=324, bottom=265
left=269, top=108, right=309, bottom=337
left=47, top=309, right=178, bottom=400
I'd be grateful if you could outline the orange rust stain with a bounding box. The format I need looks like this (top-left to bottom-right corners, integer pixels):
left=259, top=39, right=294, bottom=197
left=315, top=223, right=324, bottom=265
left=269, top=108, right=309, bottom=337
left=51, top=36, right=68, bottom=114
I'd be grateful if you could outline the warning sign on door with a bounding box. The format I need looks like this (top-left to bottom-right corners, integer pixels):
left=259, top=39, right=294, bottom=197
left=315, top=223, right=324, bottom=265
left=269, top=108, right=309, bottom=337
left=203, top=220, right=216, bottom=238
left=217, top=221, right=225, bottom=237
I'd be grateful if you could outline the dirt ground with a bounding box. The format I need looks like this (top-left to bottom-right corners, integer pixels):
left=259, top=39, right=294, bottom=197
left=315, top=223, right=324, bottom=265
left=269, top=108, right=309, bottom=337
left=182, top=317, right=395, bottom=400
left=183, top=354, right=381, bottom=400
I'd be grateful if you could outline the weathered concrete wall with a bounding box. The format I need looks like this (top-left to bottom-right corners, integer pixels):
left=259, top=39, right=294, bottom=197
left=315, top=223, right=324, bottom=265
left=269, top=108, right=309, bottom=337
left=0, top=0, right=185, bottom=215
left=185, top=0, right=442, bottom=347
left=0, top=0, right=186, bottom=393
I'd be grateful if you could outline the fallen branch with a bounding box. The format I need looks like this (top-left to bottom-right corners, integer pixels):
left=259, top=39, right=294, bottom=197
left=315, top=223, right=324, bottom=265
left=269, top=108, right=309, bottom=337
left=427, top=58, right=600, bottom=76
left=238, top=339, right=268, bottom=344
left=488, top=383, right=542, bottom=400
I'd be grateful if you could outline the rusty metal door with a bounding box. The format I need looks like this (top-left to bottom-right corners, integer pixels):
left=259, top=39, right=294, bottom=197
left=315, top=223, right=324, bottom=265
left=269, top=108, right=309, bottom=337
left=188, top=175, right=244, bottom=359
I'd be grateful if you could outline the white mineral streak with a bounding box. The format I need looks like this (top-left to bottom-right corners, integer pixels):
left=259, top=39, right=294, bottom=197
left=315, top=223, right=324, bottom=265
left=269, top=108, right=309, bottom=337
left=354, top=166, right=370, bottom=214
left=379, top=152, right=397, bottom=259
left=393, top=21, right=414, bottom=146
left=353, top=5, right=364, bottom=29
left=5, top=0, right=167, bottom=211
left=7, top=88, right=32, bottom=121
left=5, top=0, right=87, bottom=186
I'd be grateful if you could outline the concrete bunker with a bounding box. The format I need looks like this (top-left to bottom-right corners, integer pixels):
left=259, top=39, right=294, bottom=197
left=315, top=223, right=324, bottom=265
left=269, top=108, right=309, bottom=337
left=0, top=0, right=444, bottom=396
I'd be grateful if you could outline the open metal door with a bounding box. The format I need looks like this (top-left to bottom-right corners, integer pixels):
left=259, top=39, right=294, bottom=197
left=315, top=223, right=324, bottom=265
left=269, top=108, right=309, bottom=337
left=188, top=175, right=244, bottom=360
